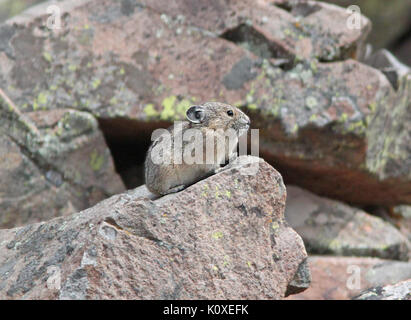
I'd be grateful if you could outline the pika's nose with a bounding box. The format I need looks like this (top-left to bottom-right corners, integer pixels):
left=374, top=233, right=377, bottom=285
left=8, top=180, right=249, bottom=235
left=240, top=116, right=250, bottom=126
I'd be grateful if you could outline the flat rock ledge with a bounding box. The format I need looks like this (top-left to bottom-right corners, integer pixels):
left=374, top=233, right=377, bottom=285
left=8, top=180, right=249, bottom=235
left=0, top=156, right=309, bottom=299
left=353, top=279, right=411, bottom=300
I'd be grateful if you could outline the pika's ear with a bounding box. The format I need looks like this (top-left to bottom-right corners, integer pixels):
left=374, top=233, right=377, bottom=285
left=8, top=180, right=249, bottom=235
left=186, top=105, right=205, bottom=124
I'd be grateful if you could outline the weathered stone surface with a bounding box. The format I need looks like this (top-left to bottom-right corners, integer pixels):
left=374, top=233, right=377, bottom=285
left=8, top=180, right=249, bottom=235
left=0, top=89, right=124, bottom=229
left=365, top=49, right=411, bottom=90
left=286, top=256, right=411, bottom=300
left=0, top=0, right=371, bottom=117
left=394, top=205, right=411, bottom=220
left=365, top=76, right=411, bottom=187
left=2, top=0, right=407, bottom=206
left=353, top=279, right=411, bottom=300
left=0, top=156, right=309, bottom=299
left=250, top=64, right=409, bottom=206
left=319, top=0, right=411, bottom=49
left=285, top=186, right=410, bottom=260
left=0, top=0, right=39, bottom=23
left=392, top=205, right=411, bottom=245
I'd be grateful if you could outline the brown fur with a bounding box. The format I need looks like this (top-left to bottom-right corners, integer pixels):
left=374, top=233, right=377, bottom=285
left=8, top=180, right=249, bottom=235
left=145, top=102, right=250, bottom=195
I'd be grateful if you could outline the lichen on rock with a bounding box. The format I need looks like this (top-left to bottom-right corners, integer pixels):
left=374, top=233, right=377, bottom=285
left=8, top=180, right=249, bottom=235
left=0, top=156, right=310, bottom=300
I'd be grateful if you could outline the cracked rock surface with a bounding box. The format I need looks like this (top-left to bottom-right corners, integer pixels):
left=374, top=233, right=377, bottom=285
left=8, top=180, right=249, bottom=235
left=0, top=90, right=125, bottom=229
left=1, top=0, right=409, bottom=206
left=286, top=256, right=411, bottom=300
left=353, top=279, right=411, bottom=300
left=0, top=156, right=309, bottom=299
left=285, top=186, right=410, bottom=261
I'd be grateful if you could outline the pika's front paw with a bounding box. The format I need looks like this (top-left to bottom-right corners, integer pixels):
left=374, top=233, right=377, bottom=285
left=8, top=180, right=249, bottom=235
left=162, top=185, right=186, bottom=195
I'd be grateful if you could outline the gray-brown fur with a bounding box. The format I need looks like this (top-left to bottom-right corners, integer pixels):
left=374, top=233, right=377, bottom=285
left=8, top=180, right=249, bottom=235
left=144, top=102, right=250, bottom=195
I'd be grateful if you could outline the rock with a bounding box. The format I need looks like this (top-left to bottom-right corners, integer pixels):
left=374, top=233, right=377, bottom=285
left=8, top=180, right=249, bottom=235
left=284, top=258, right=311, bottom=296
left=366, top=75, right=411, bottom=190
left=0, top=0, right=371, bottom=120
left=394, top=206, right=411, bottom=220
left=365, top=49, right=411, bottom=89
left=0, top=0, right=377, bottom=200
left=286, top=256, right=411, bottom=300
left=250, top=60, right=405, bottom=206
left=1, top=0, right=410, bottom=205
left=0, top=89, right=124, bottom=229
left=0, top=0, right=39, bottom=23
left=319, top=0, right=411, bottom=49
left=0, top=156, right=309, bottom=299
left=392, top=205, right=411, bottom=245
left=353, top=279, right=411, bottom=300
left=285, top=185, right=410, bottom=260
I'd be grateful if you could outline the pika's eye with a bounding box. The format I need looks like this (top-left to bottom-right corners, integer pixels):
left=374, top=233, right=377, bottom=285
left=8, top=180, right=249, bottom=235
left=195, top=111, right=202, bottom=119
left=227, top=110, right=234, bottom=117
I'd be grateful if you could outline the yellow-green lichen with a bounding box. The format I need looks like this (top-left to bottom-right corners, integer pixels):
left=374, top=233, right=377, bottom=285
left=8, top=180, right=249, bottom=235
left=223, top=255, right=230, bottom=267
left=305, top=96, right=318, bottom=109
left=55, top=125, right=63, bottom=137
left=328, top=238, right=341, bottom=251
left=109, top=97, right=118, bottom=105
left=37, top=92, right=48, bottom=105
left=247, top=103, right=257, bottom=110
left=283, top=28, right=293, bottom=36
left=348, top=120, right=367, bottom=134
left=310, top=60, right=318, bottom=73
left=92, top=79, right=101, bottom=89
left=368, top=101, right=377, bottom=113
left=90, top=150, right=104, bottom=171
left=175, top=98, right=191, bottom=116
left=212, top=231, right=223, bottom=240
left=291, top=123, right=299, bottom=134
left=43, top=52, right=52, bottom=63
left=340, top=113, right=348, bottom=123
left=144, top=103, right=160, bottom=118
left=309, top=114, right=318, bottom=121
left=160, top=96, right=177, bottom=120
left=33, top=92, right=49, bottom=110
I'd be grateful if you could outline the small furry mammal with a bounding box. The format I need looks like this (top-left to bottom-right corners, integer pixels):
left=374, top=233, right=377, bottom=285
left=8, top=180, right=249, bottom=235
left=144, top=102, right=250, bottom=195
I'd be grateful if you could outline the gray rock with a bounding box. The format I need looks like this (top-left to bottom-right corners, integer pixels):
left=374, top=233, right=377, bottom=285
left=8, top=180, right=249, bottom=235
left=286, top=256, right=411, bottom=300
left=0, top=89, right=125, bottom=229
left=320, top=0, right=411, bottom=49
left=393, top=205, right=411, bottom=220
left=353, top=279, right=411, bottom=300
left=392, top=205, right=411, bottom=245
left=365, top=49, right=410, bottom=89
left=0, top=156, right=309, bottom=299
left=285, top=258, right=312, bottom=296
left=1, top=0, right=410, bottom=211
left=285, top=185, right=410, bottom=260
left=0, top=0, right=399, bottom=206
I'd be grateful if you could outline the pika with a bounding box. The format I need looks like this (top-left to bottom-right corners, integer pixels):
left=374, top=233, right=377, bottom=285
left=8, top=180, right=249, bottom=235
left=144, top=101, right=250, bottom=195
